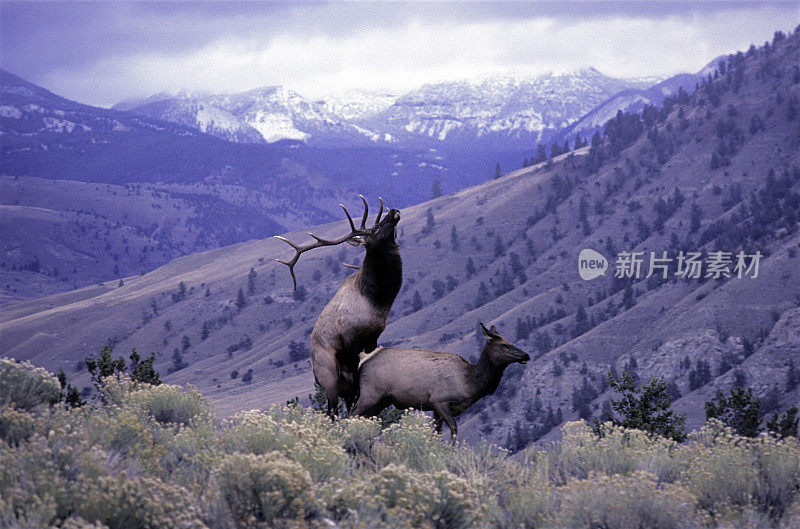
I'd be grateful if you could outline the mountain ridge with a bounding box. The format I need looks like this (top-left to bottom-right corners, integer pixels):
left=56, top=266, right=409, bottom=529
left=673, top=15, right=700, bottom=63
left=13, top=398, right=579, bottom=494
left=114, top=68, right=678, bottom=150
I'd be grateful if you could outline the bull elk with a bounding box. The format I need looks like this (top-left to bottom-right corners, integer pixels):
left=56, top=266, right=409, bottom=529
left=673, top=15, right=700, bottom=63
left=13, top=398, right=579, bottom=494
left=350, top=323, right=530, bottom=442
left=275, top=196, right=402, bottom=417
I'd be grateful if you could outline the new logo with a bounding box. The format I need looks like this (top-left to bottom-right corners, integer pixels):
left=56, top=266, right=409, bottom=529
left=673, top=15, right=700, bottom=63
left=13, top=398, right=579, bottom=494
left=578, top=249, right=608, bottom=280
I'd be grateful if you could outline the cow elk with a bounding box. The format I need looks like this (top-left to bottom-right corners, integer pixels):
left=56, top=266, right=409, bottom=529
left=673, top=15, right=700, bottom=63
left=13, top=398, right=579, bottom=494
left=275, top=196, right=402, bottom=417
left=350, top=323, right=530, bottom=442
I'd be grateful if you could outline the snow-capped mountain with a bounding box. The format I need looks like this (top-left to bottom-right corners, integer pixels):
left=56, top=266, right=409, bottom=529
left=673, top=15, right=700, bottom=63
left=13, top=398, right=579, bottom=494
left=114, top=68, right=666, bottom=150
left=558, top=58, right=726, bottom=142
left=310, top=89, right=398, bottom=121
left=116, top=96, right=265, bottom=143
left=113, top=87, right=399, bottom=146
left=371, top=68, right=653, bottom=148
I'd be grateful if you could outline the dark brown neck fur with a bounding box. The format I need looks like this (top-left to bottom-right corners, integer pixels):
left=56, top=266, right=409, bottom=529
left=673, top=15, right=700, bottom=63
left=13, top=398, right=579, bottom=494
left=356, top=242, right=402, bottom=309
left=471, top=344, right=510, bottom=398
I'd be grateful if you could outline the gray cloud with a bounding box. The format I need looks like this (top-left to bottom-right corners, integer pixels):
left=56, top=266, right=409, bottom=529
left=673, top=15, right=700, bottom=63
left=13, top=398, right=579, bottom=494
left=2, top=1, right=796, bottom=107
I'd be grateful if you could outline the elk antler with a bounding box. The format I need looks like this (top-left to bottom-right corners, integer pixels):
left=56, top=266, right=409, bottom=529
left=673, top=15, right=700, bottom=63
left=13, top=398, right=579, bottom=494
left=274, top=195, right=370, bottom=289
left=374, top=197, right=384, bottom=225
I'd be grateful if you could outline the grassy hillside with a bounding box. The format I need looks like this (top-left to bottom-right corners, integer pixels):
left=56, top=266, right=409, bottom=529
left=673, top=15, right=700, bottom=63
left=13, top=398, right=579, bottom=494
left=1, top=360, right=799, bottom=528
left=0, top=175, right=352, bottom=302
left=2, top=29, right=800, bottom=450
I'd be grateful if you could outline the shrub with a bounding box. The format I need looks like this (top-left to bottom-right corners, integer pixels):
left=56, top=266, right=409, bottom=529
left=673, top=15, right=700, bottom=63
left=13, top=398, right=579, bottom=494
left=0, top=417, right=118, bottom=527
left=548, top=421, right=684, bottom=484
left=226, top=407, right=347, bottom=482
left=125, top=383, right=210, bottom=427
left=216, top=452, right=313, bottom=528
left=338, top=415, right=382, bottom=458
left=333, top=464, right=483, bottom=529
left=683, top=420, right=800, bottom=521
left=3, top=361, right=799, bottom=528
left=56, top=516, right=112, bottom=529
left=75, top=473, right=206, bottom=529
left=428, top=470, right=485, bottom=529
left=0, top=358, right=61, bottom=410
left=752, top=434, right=800, bottom=520
left=376, top=410, right=455, bottom=472
left=554, top=471, right=697, bottom=529
left=0, top=405, right=36, bottom=446
left=682, top=420, right=758, bottom=515
left=494, top=480, right=554, bottom=528
left=81, top=408, right=157, bottom=467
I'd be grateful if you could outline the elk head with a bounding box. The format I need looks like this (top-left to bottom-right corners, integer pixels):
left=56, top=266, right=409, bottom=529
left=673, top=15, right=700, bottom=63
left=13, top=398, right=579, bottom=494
left=481, top=323, right=531, bottom=365
left=359, top=208, right=400, bottom=250
left=274, top=195, right=398, bottom=289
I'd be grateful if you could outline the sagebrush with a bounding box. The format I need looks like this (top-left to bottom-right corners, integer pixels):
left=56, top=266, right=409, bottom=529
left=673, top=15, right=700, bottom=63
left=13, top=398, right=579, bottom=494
left=1, top=358, right=799, bottom=529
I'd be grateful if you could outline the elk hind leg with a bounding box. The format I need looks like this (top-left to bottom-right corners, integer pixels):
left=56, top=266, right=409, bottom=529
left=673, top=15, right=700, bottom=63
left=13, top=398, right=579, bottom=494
left=313, top=365, right=340, bottom=419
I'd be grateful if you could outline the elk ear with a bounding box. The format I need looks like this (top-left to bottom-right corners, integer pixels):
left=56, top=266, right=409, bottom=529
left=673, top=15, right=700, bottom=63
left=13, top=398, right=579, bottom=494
left=489, top=325, right=499, bottom=335
left=480, top=323, right=492, bottom=337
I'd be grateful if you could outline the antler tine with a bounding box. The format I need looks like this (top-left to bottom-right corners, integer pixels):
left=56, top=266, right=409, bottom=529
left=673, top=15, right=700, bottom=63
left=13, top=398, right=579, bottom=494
left=374, top=197, right=384, bottom=225
left=358, top=195, right=369, bottom=230
left=339, top=204, right=357, bottom=232
left=273, top=200, right=371, bottom=289
left=273, top=236, right=302, bottom=289
left=273, top=235, right=300, bottom=250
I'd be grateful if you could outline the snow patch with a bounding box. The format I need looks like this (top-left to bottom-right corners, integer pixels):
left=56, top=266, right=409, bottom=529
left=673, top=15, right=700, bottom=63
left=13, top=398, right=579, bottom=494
left=0, top=106, right=22, bottom=118
left=251, top=111, right=308, bottom=143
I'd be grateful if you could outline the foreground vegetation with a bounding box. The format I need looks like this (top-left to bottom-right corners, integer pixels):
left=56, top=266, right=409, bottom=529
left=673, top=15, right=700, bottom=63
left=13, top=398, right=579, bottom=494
left=1, top=357, right=800, bottom=529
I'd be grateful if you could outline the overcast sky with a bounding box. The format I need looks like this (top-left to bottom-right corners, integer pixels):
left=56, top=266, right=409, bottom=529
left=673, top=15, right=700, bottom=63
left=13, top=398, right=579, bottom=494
left=1, top=1, right=797, bottom=107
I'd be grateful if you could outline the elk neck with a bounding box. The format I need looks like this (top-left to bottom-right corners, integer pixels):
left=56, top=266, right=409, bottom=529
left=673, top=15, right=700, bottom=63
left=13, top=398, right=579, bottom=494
left=470, top=343, right=508, bottom=397
left=356, top=242, right=402, bottom=308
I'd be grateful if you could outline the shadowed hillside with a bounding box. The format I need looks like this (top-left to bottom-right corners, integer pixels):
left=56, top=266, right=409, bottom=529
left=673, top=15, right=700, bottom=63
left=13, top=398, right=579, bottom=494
left=2, top=29, right=800, bottom=450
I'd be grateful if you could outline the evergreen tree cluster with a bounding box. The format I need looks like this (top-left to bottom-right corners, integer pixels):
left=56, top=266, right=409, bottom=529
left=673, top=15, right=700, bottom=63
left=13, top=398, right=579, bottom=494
left=505, top=398, right=564, bottom=452
left=688, top=358, right=712, bottom=391
left=597, top=368, right=687, bottom=442
left=571, top=376, right=599, bottom=420
left=652, top=187, right=685, bottom=234
left=700, top=166, right=800, bottom=251
left=82, top=345, right=161, bottom=403
left=706, top=386, right=798, bottom=439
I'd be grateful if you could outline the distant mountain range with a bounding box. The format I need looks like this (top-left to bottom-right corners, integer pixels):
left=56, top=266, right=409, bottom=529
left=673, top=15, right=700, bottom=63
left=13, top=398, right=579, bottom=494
left=114, top=87, right=398, bottom=145
left=113, top=68, right=709, bottom=151
left=0, top=68, right=458, bottom=206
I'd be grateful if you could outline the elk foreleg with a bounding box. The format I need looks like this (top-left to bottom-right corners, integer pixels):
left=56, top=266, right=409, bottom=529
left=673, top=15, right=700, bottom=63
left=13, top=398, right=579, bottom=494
left=433, top=402, right=458, bottom=444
